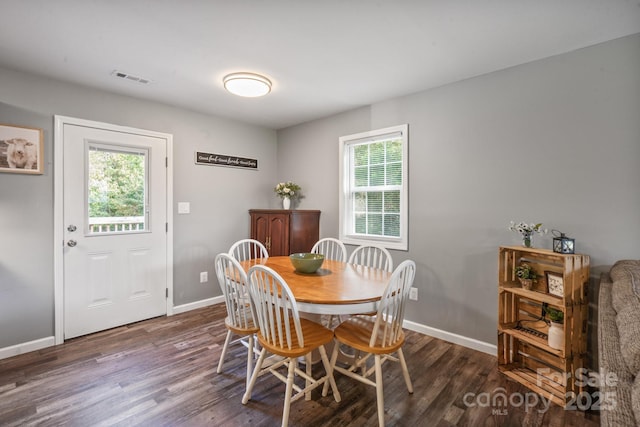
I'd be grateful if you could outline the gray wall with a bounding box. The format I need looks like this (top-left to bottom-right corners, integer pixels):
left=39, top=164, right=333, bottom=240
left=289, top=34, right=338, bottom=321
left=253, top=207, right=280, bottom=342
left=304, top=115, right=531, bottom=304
left=0, top=67, right=277, bottom=348
left=277, top=33, right=640, bottom=344
left=0, top=103, right=54, bottom=345
left=1, top=33, right=638, bottom=351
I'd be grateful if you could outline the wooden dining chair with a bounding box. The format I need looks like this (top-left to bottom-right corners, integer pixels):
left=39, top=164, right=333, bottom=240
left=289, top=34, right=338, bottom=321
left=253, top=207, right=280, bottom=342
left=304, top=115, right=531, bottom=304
left=214, top=253, right=260, bottom=390
left=229, top=238, right=269, bottom=262
left=324, top=259, right=416, bottom=427
left=348, top=244, right=394, bottom=272
left=242, top=264, right=341, bottom=427
left=311, top=237, right=347, bottom=262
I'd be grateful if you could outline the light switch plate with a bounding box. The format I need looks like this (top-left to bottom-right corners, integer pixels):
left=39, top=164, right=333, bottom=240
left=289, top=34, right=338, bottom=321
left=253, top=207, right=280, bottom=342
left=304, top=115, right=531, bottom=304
left=178, top=202, right=190, bottom=214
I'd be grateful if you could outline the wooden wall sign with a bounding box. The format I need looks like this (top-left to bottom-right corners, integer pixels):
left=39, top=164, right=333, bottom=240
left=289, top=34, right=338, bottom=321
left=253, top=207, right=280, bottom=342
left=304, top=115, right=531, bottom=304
left=195, top=151, right=258, bottom=170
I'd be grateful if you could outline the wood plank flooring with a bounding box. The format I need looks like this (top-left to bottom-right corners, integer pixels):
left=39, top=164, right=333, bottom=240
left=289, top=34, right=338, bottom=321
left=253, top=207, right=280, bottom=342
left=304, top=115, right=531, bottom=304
left=0, top=304, right=599, bottom=426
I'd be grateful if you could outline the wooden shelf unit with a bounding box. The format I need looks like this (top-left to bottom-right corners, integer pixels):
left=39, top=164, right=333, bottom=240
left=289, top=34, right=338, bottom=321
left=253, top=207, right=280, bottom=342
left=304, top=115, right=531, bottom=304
left=497, top=246, right=589, bottom=407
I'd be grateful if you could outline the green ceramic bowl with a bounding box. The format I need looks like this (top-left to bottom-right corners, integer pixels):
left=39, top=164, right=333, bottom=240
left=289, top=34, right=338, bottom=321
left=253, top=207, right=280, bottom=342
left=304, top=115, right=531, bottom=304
left=290, top=253, right=325, bottom=274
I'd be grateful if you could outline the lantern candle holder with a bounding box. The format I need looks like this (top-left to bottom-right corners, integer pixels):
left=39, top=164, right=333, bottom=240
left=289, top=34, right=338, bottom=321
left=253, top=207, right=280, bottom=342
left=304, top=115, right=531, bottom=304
left=552, top=230, right=575, bottom=254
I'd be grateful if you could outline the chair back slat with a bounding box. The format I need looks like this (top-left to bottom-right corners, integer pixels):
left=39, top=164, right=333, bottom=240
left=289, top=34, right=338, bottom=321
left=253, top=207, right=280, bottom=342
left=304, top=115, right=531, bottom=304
left=311, top=237, right=347, bottom=262
left=248, top=264, right=304, bottom=349
left=348, top=245, right=393, bottom=272
left=214, top=253, right=255, bottom=330
left=229, top=238, right=269, bottom=262
left=370, top=260, right=416, bottom=348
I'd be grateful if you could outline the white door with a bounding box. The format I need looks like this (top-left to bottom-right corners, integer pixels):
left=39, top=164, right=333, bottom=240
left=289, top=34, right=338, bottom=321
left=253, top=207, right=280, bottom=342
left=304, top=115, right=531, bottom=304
left=62, top=122, right=168, bottom=339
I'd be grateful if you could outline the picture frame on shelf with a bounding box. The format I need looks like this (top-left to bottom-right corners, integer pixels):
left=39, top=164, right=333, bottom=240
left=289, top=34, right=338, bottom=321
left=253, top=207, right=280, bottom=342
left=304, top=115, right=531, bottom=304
left=0, top=123, right=44, bottom=174
left=546, top=271, right=564, bottom=297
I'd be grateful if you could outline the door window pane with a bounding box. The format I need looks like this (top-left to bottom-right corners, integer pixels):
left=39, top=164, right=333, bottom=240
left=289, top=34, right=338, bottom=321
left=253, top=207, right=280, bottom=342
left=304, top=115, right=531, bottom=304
left=87, top=144, right=148, bottom=234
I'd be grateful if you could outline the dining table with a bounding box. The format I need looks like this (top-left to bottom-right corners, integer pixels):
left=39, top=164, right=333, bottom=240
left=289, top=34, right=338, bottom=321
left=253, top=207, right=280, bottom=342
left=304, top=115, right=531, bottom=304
left=239, top=256, right=391, bottom=315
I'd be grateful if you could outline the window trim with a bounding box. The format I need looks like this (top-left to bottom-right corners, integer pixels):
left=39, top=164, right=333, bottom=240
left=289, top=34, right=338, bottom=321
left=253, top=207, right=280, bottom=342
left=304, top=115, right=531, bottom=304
left=338, top=124, right=408, bottom=251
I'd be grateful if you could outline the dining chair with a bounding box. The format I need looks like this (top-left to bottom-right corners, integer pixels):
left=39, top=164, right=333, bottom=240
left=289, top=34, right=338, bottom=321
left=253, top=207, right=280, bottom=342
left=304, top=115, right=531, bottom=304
left=214, top=253, right=260, bottom=390
left=348, top=244, right=394, bottom=272
left=229, top=238, right=269, bottom=262
left=311, top=237, right=347, bottom=262
left=334, top=244, right=394, bottom=325
left=242, top=264, right=341, bottom=427
left=311, top=237, right=348, bottom=328
left=324, top=259, right=416, bottom=427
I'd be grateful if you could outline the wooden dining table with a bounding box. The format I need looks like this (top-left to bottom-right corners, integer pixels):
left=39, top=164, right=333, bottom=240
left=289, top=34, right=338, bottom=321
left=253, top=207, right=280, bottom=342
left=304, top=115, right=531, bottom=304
left=239, top=256, right=391, bottom=315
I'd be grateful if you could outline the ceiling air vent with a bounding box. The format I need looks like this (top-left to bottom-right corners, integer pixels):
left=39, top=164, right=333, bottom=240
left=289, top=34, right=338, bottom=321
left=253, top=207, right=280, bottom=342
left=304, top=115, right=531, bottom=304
left=111, top=70, right=151, bottom=84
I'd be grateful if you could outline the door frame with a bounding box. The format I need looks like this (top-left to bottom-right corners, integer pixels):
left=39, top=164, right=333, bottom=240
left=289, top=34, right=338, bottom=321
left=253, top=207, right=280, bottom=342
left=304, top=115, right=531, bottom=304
left=53, top=115, right=174, bottom=345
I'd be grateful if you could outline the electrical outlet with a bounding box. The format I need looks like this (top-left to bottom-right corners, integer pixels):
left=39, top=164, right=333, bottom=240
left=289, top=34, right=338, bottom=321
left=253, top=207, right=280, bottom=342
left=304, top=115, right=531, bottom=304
left=200, top=271, right=208, bottom=283
left=409, top=287, right=418, bottom=301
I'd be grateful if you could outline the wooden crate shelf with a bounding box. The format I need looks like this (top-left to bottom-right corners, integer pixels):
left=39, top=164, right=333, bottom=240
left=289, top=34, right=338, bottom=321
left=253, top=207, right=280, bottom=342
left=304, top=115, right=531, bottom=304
left=498, top=246, right=589, bottom=303
left=497, top=246, right=589, bottom=407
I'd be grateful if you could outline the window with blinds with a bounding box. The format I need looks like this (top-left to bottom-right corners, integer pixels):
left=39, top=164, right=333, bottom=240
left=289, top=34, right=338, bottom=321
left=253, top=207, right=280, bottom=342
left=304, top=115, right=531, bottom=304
left=339, top=124, right=408, bottom=250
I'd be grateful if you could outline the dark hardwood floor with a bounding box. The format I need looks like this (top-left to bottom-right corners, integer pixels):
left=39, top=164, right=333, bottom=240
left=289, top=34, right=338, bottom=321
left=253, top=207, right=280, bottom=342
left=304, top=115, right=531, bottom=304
left=0, top=304, right=599, bottom=426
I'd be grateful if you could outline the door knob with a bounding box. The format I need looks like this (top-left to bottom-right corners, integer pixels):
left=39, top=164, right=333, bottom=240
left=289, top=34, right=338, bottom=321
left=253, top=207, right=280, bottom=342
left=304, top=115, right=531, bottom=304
left=67, top=240, right=77, bottom=247
left=67, top=224, right=77, bottom=232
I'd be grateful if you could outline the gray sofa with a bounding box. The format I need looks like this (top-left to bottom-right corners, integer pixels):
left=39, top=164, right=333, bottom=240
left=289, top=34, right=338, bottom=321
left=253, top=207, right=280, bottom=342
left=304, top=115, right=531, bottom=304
left=598, top=260, right=640, bottom=426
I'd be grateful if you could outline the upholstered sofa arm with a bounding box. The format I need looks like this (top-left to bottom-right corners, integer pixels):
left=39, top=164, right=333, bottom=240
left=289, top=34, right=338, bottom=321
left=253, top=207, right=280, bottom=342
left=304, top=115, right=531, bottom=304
left=598, top=272, right=638, bottom=427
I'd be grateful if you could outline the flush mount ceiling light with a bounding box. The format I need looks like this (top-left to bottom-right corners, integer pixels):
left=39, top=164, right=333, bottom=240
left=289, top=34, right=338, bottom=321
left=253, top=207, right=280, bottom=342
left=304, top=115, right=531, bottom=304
left=223, top=72, right=272, bottom=97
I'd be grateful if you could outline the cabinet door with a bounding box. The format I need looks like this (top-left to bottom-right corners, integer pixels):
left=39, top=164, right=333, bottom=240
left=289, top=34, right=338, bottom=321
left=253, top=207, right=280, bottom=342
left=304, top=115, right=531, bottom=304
left=289, top=211, right=320, bottom=254
left=268, top=214, right=289, bottom=256
left=252, top=213, right=270, bottom=250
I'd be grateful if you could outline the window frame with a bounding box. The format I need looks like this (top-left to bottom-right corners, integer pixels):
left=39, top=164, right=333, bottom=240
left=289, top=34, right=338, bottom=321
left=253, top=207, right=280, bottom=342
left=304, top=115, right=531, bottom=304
left=338, top=124, right=408, bottom=250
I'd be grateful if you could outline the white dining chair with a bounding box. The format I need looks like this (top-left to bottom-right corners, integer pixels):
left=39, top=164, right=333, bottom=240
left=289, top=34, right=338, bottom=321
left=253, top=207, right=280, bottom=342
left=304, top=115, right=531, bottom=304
left=242, top=264, right=341, bottom=427
left=229, top=238, right=269, bottom=262
left=324, top=260, right=416, bottom=427
left=311, top=237, right=347, bottom=262
left=348, top=244, right=394, bottom=272
left=214, top=253, right=260, bottom=390
left=336, top=244, right=394, bottom=325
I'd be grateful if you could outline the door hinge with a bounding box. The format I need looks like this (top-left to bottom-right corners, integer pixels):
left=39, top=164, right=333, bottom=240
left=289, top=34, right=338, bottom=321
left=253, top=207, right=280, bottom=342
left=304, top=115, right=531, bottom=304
left=166, top=222, right=168, bottom=232
left=165, top=157, right=168, bottom=167
left=166, top=288, right=169, bottom=298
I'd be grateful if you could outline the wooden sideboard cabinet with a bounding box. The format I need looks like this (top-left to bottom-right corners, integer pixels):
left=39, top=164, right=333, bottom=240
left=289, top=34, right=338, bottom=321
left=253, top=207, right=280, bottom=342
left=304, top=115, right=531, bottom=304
left=249, top=209, right=320, bottom=256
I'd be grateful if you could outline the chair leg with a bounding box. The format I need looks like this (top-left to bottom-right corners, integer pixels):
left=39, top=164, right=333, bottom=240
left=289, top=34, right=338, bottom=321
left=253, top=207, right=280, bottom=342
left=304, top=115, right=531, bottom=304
left=397, top=348, right=413, bottom=393
left=319, top=345, right=341, bottom=402
left=322, top=339, right=340, bottom=396
left=305, top=353, right=312, bottom=401
left=374, top=354, right=385, bottom=427
left=281, top=357, right=296, bottom=427
left=246, top=334, right=254, bottom=390
left=217, top=329, right=232, bottom=373
left=242, top=348, right=267, bottom=404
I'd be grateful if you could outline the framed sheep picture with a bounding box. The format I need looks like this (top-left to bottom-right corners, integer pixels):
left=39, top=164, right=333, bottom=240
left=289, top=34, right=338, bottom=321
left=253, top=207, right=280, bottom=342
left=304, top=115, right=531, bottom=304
left=0, top=123, right=44, bottom=174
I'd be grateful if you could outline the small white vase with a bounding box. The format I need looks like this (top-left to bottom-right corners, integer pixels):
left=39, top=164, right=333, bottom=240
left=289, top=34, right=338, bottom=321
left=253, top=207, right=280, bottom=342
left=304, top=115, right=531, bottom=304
left=282, top=197, right=291, bottom=210
left=548, top=321, right=564, bottom=350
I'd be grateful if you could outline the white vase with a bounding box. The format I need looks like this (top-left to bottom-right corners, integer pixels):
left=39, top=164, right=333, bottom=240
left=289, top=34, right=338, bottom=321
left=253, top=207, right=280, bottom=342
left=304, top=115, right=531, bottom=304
left=548, top=321, right=564, bottom=350
left=282, top=197, right=291, bottom=210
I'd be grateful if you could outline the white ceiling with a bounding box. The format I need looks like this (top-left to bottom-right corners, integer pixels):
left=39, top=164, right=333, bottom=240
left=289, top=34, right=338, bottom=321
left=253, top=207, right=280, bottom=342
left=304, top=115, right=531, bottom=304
left=1, top=1, right=640, bottom=130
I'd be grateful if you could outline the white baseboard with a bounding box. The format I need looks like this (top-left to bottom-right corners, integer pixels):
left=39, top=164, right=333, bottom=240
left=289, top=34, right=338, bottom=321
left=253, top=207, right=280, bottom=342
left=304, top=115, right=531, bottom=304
left=0, top=301, right=495, bottom=361
left=403, top=319, right=497, bottom=356
left=0, top=336, right=55, bottom=361
left=0, top=297, right=225, bottom=361
left=163, top=297, right=499, bottom=356
left=172, top=296, right=224, bottom=315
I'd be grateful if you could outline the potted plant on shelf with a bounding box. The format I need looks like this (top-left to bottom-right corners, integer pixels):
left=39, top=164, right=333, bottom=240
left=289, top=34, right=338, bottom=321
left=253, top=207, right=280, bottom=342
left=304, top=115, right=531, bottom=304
left=508, top=221, right=547, bottom=248
left=546, top=306, right=564, bottom=350
left=515, top=263, right=536, bottom=290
